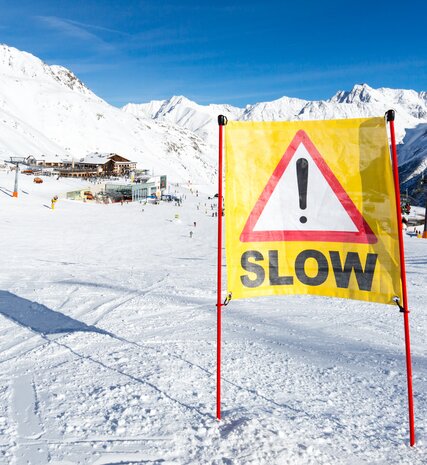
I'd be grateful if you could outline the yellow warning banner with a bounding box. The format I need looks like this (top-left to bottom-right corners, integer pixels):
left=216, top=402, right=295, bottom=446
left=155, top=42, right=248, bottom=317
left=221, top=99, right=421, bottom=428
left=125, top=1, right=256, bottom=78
left=225, top=117, right=402, bottom=304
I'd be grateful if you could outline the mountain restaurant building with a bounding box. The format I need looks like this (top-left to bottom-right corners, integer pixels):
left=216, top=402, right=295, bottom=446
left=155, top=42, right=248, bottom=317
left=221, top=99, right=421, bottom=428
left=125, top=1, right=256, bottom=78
left=58, top=153, right=137, bottom=177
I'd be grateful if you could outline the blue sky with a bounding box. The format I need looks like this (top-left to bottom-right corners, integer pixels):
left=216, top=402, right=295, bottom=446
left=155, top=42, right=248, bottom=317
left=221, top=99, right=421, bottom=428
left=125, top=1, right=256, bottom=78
left=1, top=0, right=426, bottom=107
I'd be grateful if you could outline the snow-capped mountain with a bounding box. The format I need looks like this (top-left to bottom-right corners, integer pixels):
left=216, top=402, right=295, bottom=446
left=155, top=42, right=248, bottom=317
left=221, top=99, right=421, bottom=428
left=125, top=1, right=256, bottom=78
left=0, top=45, right=214, bottom=185
left=124, top=85, right=427, bottom=204
left=0, top=44, right=426, bottom=199
left=398, top=125, right=427, bottom=202
left=124, top=96, right=242, bottom=148
left=124, top=85, right=427, bottom=150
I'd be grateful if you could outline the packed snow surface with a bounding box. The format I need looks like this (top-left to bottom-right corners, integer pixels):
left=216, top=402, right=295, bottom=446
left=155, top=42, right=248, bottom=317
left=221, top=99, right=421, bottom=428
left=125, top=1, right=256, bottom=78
left=0, top=172, right=426, bottom=464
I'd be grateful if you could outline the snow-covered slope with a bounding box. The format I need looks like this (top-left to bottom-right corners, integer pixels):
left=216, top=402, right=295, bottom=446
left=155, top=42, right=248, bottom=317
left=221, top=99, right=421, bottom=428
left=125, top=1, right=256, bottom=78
left=0, top=45, right=214, bottom=185
left=0, top=172, right=426, bottom=464
left=124, top=85, right=427, bottom=202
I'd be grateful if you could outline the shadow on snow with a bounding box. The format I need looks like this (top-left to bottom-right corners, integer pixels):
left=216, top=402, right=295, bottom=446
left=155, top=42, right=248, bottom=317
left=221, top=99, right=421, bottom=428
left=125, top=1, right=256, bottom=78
left=0, top=290, right=108, bottom=335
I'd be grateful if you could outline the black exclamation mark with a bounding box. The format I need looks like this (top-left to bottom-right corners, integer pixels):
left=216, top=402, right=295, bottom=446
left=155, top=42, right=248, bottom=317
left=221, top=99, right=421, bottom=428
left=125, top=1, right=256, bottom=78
left=296, top=158, right=308, bottom=223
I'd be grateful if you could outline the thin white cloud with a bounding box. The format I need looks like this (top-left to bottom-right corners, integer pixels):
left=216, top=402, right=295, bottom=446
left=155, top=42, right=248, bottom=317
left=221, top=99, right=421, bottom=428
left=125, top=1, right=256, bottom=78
left=63, top=19, right=130, bottom=37
left=35, top=16, right=115, bottom=52
left=35, top=17, right=199, bottom=53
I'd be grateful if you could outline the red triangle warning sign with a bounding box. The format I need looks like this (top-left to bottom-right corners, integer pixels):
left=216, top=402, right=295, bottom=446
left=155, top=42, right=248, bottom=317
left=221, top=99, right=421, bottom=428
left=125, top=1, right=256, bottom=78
left=240, top=130, right=377, bottom=244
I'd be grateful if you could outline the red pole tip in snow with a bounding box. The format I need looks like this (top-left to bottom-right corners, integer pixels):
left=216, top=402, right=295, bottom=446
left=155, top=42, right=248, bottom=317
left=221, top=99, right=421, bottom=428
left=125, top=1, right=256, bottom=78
left=387, top=110, right=416, bottom=446
left=12, top=191, right=18, bottom=198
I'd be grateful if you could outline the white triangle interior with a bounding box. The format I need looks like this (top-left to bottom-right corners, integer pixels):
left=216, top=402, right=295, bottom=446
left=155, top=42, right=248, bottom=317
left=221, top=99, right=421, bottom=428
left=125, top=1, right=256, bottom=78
left=253, top=143, right=359, bottom=233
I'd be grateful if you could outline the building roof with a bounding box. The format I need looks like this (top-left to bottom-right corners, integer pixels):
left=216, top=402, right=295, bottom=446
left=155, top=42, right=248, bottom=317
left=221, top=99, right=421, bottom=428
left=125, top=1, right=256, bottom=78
left=79, top=152, right=111, bottom=165
left=79, top=152, right=133, bottom=165
left=29, top=154, right=69, bottom=163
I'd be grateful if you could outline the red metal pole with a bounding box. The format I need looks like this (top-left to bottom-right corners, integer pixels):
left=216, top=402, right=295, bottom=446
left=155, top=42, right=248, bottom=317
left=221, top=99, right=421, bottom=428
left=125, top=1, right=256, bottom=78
left=217, top=115, right=227, bottom=420
left=386, top=110, right=415, bottom=446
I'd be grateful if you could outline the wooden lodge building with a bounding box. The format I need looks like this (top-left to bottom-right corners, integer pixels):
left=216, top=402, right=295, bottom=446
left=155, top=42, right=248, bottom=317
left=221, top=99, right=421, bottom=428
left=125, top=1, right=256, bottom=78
left=26, top=153, right=136, bottom=178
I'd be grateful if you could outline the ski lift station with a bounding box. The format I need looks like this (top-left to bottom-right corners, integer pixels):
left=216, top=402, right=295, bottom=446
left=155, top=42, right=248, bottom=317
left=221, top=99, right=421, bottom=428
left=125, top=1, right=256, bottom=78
left=65, top=174, right=167, bottom=203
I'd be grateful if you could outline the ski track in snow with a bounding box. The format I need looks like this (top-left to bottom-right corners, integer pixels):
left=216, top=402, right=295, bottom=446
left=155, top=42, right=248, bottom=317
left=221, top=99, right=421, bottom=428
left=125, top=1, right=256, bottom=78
left=0, top=172, right=426, bottom=464
left=9, top=374, right=49, bottom=465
